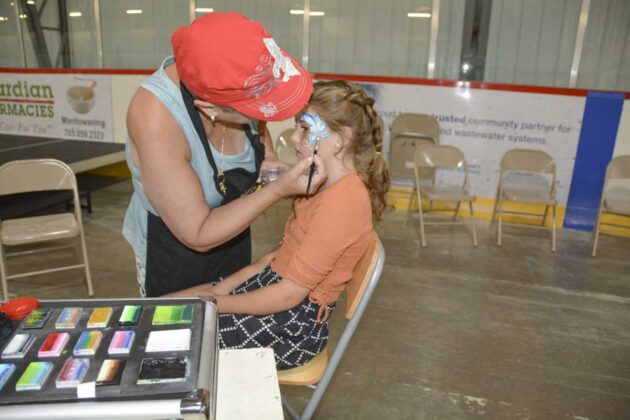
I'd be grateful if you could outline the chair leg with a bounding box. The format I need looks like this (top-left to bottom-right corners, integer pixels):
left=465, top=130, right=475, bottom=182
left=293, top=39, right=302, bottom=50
left=551, top=205, right=556, bottom=252
left=404, top=188, right=416, bottom=228
left=592, top=207, right=604, bottom=257
left=79, top=230, right=94, bottom=296
left=452, top=201, right=461, bottom=221
left=0, top=244, right=9, bottom=301
left=497, top=199, right=503, bottom=247
left=417, top=191, right=427, bottom=248
left=490, top=186, right=501, bottom=227
left=281, top=395, right=300, bottom=420
left=541, top=205, right=549, bottom=226
left=469, top=201, right=478, bottom=247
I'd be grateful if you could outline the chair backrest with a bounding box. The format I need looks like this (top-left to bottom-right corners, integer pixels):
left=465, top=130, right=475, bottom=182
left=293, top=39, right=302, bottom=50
left=0, top=159, right=77, bottom=196
left=276, top=128, right=298, bottom=165
left=415, top=144, right=466, bottom=170
left=500, top=149, right=556, bottom=190
left=607, top=155, right=630, bottom=180
left=344, top=232, right=384, bottom=319
left=390, top=113, right=440, bottom=141
left=389, top=113, right=439, bottom=181
left=415, top=145, right=469, bottom=189
left=500, top=149, right=555, bottom=175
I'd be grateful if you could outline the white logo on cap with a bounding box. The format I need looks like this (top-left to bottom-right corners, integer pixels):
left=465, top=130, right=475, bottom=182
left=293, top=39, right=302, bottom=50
left=259, top=102, right=279, bottom=117
left=263, top=38, right=300, bottom=82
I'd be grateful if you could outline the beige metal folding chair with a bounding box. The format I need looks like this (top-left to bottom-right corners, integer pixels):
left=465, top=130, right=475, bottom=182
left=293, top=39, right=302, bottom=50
left=389, top=113, right=440, bottom=184
left=413, top=145, right=478, bottom=247
left=276, top=128, right=298, bottom=165
left=278, top=233, right=385, bottom=420
left=492, top=149, right=557, bottom=251
left=591, top=155, right=630, bottom=257
left=0, top=159, right=94, bottom=300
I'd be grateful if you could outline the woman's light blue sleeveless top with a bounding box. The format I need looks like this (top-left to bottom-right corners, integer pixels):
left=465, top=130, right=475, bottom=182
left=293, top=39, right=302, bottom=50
left=123, top=56, right=257, bottom=265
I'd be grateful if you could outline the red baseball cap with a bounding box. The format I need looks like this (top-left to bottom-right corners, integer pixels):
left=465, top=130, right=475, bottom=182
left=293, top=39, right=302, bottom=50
left=172, top=13, right=312, bottom=121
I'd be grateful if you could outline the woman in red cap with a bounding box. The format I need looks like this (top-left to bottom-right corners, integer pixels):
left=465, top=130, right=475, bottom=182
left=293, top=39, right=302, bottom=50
left=123, top=13, right=325, bottom=297
left=168, top=80, right=391, bottom=369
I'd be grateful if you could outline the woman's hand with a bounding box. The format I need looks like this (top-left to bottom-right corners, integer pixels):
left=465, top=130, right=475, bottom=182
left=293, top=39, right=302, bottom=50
left=269, top=155, right=327, bottom=197
left=260, top=157, right=290, bottom=174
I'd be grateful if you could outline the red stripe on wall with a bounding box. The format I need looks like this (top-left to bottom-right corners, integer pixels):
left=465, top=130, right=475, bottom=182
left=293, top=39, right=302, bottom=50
left=0, top=68, right=153, bottom=75
left=0, top=98, right=54, bottom=104
left=1, top=67, right=628, bottom=98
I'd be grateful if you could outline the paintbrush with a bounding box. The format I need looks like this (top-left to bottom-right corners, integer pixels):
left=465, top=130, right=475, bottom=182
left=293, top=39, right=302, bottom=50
left=305, top=137, right=320, bottom=194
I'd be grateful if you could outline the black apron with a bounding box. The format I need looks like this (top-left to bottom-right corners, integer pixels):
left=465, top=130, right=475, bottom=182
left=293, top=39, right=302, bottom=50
left=144, top=84, right=265, bottom=297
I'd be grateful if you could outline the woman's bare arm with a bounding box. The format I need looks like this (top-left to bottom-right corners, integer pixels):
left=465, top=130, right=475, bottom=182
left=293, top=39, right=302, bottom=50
left=127, top=89, right=325, bottom=252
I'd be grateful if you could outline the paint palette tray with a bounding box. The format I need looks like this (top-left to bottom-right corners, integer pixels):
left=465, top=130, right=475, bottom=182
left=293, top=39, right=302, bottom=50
left=0, top=298, right=218, bottom=420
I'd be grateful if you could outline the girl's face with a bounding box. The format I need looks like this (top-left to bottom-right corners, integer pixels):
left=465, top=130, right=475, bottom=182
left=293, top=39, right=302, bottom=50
left=291, top=108, right=340, bottom=161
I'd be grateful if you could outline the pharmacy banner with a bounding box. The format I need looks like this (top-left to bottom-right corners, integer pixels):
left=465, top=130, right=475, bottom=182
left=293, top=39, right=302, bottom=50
left=359, top=82, right=585, bottom=204
left=0, top=73, right=114, bottom=142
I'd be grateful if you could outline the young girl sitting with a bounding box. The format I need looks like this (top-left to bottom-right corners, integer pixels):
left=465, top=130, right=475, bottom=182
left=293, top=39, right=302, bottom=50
left=167, top=80, right=390, bottom=369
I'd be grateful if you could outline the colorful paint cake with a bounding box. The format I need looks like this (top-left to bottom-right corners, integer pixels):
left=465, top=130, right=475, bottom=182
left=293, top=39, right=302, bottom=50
left=108, top=330, right=135, bottom=355
left=0, top=363, right=16, bottom=390
left=118, top=305, right=142, bottom=326
left=96, top=359, right=125, bottom=386
left=73, top=330, right=102, bottom=356
left=152, top=305, right=194, bottom=325
left=55, top=358, right=89, bottom=388
left=87, top=307, right=113, bottom=328
left=38, top=332, right=70, bottom=358
left=21, top=308, right=51, bottom=329
left=1, top=334, right=36, bottom=359
left=16, top=361, right=53, bottom=391
left=55, top=307, right=82, bottom=329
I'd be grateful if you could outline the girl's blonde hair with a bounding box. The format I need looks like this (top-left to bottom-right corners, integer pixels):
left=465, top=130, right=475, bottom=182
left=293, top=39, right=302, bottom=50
left=308, top=80, right=391, bottom=222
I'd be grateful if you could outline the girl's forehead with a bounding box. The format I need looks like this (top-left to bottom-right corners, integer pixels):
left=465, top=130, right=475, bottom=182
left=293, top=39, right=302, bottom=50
left=296, top=106, right=316, bottom=121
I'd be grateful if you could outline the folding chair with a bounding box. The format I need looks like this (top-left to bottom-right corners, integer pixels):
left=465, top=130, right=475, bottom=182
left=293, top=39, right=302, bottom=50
left=591, top=155, right=630, bottom=257
left=389, top=113, right=440, bottom=182
left=278, top=233, right=385, bottom=420
left=388, top=114, right=440, bottom=216
left=0, top=159, right=94, bottom=300
left=276, top=128, right=298, bottom=165
left=413, top=145, right=478, bottom=248
left=492, top=149, right=557, bottom=251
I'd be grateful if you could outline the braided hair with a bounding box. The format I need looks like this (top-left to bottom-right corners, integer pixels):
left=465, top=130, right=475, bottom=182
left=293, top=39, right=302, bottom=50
left=308, top=80, right=391, bottom=222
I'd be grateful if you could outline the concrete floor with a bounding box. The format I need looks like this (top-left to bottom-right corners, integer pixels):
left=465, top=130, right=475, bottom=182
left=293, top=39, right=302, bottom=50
left=3, top=176, right=630, bottom=419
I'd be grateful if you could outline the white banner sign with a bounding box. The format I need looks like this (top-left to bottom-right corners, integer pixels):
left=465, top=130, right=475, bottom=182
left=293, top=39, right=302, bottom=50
left=360, top=82, right=585, bottom=204
left=0, top=73, right=113, bottom=142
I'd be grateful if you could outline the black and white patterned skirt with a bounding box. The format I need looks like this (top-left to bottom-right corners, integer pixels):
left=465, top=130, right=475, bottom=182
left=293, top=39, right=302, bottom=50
left=218, top=265, right=334, bottom=370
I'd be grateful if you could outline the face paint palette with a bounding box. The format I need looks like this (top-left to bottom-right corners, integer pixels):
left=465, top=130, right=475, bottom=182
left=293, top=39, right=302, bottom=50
left=73, top=331, right=102, bottom=356
left=108, top=330, right=135, bottom=355
left=1, top=334, right=36, bottom=359
left=96, top=359, right=126, bottom=386
left=152, top=305, right=194, bottom=325
left=0, top=363, right=16, bottom=391
left=55, top=358, right=89, bottom=389
left=55, top=307, right=82, bottom=329
left=38, top=332, right=70, bottom=358
left=21, top=308, right=51, bottom=330
left=16, top=361, right=53, bottom=391
left=87, top=307, right=113, bottom=328
left=0, top=298, right=215, bottom=415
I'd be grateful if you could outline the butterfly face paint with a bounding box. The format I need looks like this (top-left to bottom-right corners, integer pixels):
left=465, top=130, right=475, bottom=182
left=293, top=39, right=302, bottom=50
left=301, top=112, right=330, bottom=146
